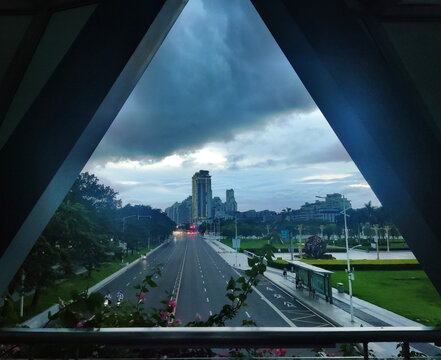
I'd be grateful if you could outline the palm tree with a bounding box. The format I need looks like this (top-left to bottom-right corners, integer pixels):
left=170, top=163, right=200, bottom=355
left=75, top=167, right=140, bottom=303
left=282, top=207, right=292, bottom=222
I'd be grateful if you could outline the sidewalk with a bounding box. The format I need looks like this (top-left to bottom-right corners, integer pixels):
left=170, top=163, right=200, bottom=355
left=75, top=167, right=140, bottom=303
left=205, top=238, right=440, bottom=358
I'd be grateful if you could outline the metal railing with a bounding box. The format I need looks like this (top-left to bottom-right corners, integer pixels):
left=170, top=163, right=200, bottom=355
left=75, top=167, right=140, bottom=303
left=1, top=326, right=441, bottom=359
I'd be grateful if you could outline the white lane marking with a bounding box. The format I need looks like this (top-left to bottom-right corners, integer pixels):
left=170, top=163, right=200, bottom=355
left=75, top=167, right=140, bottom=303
left=245, top=311, right=251, bottom=318
left=204, top=288, right=207, bottom=292
left=209, top=310, right=213, bottom=316
left=206, top=297, right=210, bottom=303
left=202, top=280, right=205, bottom=284
left=126, top=282, right=130, bottom=286
left=225, top=281, right=228, bottom=284
left=284, top=301, right=296, bottom=308
left=230, top=268, right=296, bottom=327
left=133, top=276, right=136, bottom=280
left=222, top=275, right=225, bottom=278
left=139, top=272, right=142, bottom=275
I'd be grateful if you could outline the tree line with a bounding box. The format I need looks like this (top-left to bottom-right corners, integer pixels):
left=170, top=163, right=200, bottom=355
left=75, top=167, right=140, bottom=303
left=3, top=172, right=175, bottom=312
left=204, top=201, right=401, bottom=242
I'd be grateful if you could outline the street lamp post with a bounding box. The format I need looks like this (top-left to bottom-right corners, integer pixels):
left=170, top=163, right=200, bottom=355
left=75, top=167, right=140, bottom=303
left=122, top=215, right=152, bottom=254
left=372, top=224, right=380, bottom=260
left=384, top=225, right=391, bottom=252
left=235, top=215, right=238, bottom=267
left=297, top=224, right=303, bottom=259
left=318, top=194, right=354, bottom=322
left=342, top=195, right=355, bottom=323
left=20, top=270, right=25, bottom=318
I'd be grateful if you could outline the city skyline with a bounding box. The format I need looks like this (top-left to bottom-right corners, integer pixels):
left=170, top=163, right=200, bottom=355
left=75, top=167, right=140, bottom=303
left=83, top=0, right=380, bottom=212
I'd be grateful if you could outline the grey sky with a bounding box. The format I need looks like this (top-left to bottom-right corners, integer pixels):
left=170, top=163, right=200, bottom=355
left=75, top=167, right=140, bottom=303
left=85, top=0, right=380, bottom=211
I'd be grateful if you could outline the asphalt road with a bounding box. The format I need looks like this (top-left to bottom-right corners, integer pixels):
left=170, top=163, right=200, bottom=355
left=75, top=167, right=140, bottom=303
left=100, top=234, right=333, bottom=328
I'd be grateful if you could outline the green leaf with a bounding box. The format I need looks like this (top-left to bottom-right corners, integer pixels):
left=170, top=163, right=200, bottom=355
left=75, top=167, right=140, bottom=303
left=227, top=277, right=236, bottom=290
left=226, top=293, right=236, bottom=302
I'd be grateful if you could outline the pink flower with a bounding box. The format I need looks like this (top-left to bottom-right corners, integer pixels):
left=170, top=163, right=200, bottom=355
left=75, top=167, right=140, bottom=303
left=76, top=321, right=83, bottom=328
left=275, top=348, right=286, bottom=357
left=168, top=299, right=177, bottom=308
left=139, top=292, right=146, bottom=301
left=175, top=318, right=182, bottom=325
left=195, top=313, right=201, bottom=321
left=160, top=310, right=169, bottom=321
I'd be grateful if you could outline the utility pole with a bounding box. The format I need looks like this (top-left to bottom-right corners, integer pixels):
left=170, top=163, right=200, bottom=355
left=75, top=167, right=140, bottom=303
left=342, top=195, right=354, bottom=322
left=372, top=224, right=380, bottom=260
left=384, top=225, right=391, bottom=252
left=235, top=216, right=238, bottom=267
left=20, top=270, right=25, bottom=318
left=297, top=224, right=303, bottom=259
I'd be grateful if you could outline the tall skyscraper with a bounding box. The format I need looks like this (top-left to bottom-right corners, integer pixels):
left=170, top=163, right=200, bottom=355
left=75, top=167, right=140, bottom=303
left=192, top=170, right=212, bottom=222
left=225, top=189, right=237, bottom=213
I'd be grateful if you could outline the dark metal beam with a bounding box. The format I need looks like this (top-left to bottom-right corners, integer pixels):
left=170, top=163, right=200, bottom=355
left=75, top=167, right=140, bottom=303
left=252, top=0, right=441, bottom=294
left=0, top=326, right=440, bottom=347
left=0, top=0, right=187, bottom=295
left=0, top=9, right=51, bottom=126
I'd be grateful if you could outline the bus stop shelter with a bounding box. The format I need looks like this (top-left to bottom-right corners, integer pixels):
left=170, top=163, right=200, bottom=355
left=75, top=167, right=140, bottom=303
left=287, top=260, right=333, bottom=303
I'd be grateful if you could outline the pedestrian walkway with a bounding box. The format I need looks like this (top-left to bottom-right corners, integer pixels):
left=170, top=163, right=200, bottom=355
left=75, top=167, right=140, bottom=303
left=204, top=238, right=441, bottom=358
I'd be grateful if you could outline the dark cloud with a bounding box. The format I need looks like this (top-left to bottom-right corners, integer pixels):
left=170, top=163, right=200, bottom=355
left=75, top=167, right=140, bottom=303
left=296, top=143, right=352, bottom=165
left=92, top=0, right=315, bottom=161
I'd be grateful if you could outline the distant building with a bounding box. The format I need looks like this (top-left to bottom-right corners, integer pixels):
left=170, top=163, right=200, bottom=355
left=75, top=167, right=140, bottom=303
left=225, top=189, right=237, bottom=213
left=192, top=170, right=212, bottom=221
left=165, top=171, right=238, bottom=223
left=165, top=196, right=192, bottom=225
left=292, top=193, right=351, bottom=223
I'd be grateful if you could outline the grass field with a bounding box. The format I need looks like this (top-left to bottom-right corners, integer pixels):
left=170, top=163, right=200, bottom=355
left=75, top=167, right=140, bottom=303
left=303, top=259, right=419, bottom=266
left=19, top=247, right=152, bottom=321
left=221, top=239, right=346, bottom=252
left=331, top=270, right=441, bottom=326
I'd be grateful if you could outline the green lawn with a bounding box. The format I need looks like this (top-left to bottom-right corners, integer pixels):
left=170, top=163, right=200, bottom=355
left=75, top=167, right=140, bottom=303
left=221, top=238, right=346, bottom=252
left=304, top=259, right=419, bottom=266
left=20, top=247, right=152, bottom=321
left=221, top=238, right=271, bottom=249
left=331, top=270, right=441, bottom=326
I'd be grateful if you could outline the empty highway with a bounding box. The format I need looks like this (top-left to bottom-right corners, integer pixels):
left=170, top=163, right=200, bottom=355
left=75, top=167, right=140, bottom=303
left=100, top=234, right=332, bottom=327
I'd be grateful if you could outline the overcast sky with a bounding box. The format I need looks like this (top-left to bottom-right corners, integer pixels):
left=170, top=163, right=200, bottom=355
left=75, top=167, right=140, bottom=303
left=84, top=0, right=380, bottom=212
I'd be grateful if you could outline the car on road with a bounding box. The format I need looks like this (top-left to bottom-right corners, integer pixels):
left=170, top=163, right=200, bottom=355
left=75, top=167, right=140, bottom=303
left=141, top=254, right=147, bottom=260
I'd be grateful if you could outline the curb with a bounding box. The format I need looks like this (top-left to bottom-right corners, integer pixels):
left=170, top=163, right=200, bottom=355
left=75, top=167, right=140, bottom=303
left=23, top=243, right=165, bottom=328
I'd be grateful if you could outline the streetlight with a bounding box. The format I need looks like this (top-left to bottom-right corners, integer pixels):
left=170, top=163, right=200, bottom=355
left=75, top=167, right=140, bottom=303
left=384, top=225, right=391, bottom=252
left=372, top=224, right=380, bottom=260
left=122, top=215, right=152, bottom=254
left=20, top=270, right=25, bottom=318
left=318, top=194, right=355, bottom=322
left=296, top=224, right=303, bottom=260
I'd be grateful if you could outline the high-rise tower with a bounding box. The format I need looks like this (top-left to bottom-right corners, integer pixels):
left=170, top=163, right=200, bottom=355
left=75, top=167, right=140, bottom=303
left=225, top=189, right=237, bottom=213
left=192, top=170, right=212, bottom=222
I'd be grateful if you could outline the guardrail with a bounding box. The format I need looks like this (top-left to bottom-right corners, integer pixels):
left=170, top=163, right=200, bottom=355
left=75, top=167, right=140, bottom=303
left=1, top=326, right=441, bottom=359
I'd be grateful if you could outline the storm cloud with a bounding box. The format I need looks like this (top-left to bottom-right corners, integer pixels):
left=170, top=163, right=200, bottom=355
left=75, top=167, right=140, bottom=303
left=85, top=0, right=381, bottom=211
left=91, top=0, right=315, bottom=161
